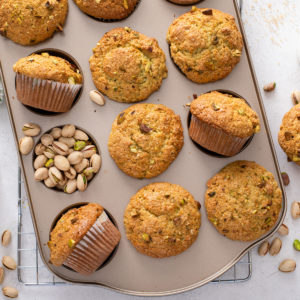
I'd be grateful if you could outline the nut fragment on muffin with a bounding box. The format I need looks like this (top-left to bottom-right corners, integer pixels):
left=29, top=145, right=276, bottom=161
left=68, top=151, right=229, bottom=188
left=48, top=203, right=121, bottom=275
left=189, top=91, right=260, bottom=156
left=108, top=103, right=183, bottom=178
left=33, top=124, right=101, bottom=193
left=124, top=182, right=201, bottom=258
left=278, top=104, right=300, bottom=164
left=0, top=0, right=68, bottom=45
left=205, top=161, right=282, bottom=241
left=167, top=7, right=243, bottom=83
left=89, top=27, right=168, bottom=103
left=73, top=0, right=139, bottom=20
left=13, top=53, right=82, bottom=113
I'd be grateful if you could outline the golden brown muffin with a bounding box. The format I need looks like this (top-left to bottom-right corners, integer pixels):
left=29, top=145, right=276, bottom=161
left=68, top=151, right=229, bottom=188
left=108, top=104, right=184, bottom=178
left=0, top=0, right=68, bottom=46
left=74, top=0, right=139, bottom=20
left=124, top=182, right=201, bottom=258
left=13, top=53, right=82, bottom=84
left=89, top=27, right=168, bottom=103
left=48, top=203, right=104, bottom=266
left=278, top=104, right=300, bottom=165
left=167, top=7, right=243, bottom=83
left=190, top=91, right=260, bottom=138
left=205, top=161, right=282, bottom=241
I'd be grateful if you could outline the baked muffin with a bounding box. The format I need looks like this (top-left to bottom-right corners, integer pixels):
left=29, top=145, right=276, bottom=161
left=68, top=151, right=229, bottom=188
left=205, top=161, right=282, bottom=241
left=48, top=203, right=121, bottom=275
left=13, top=53, right=82, bottom=113
left=108, top=103, right=184, bottom=178
left=124, top=182, right=201, bottom=258
left=278, top=104, right=300, bottom=165
left=189, top=91, right=260, bottom=156
left=73, top=0, right=139, bottom=20
left=167, top=7, right=243, bottom=83
left=0, top=0, right=68, bottom=46
left=89, top=27, right=168, bottom=103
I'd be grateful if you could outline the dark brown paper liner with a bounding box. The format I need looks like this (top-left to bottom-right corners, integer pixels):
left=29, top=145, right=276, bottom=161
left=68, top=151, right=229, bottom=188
left=63, top=212, right=121, bottom=275
left=189, top=115, right=249, bottom=156
left=15, top=73, right=82, bottom=113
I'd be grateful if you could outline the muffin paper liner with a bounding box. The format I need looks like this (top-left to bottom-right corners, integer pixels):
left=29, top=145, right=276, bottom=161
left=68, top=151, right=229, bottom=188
left=189, top=115, right=249, bottom=156
left=15, top=73, right=82, bottom=113
left=63, top=211, right=121, bottom=275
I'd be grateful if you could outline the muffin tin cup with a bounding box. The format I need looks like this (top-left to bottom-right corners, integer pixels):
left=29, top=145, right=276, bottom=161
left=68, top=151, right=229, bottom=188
left=189, top=114, right=250, bottom=157
left=64, top=211, right=121, bottom=275
left=15, top=73, right=82, bottom=113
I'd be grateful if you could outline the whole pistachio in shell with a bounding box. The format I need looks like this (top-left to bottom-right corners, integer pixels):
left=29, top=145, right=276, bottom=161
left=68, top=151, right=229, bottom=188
left=34, top=168, right=49, bottom=181
left=77, top=173, right=87, bottom=192
left=19, top=136, right=34, bottom=155
left=22, top=123, right=41, bottom=137
left=41, top=134, right=53, bottom=147
left=50, top=127, right=62, bottom=139
left=54, top=155, right=70, bottom=171
left=34, top=155, right=47, bottom=169
left=62, top=124, right=76, bottom=138
left=74, top=129, right=89, bottom=141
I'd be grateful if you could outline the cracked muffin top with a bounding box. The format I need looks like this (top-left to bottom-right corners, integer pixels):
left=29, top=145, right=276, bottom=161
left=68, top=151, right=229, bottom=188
left=108, top=103, right=183, bottom=179
left=205, top=161, right=282, bottom=241
left=0, top=0, right=68, bottom=46
left=166, top=7, right=243, bottom=83
left=124, top=182, right=201, bottom=258
left=190, top=91, right=260, bottom=138
left=13, top=53, right=82, bottom=84
left=89, top=27, right=168, bottom=103
left=278, top=104, right=300, bottom=165
left=73, top=0, right=139, bottom=20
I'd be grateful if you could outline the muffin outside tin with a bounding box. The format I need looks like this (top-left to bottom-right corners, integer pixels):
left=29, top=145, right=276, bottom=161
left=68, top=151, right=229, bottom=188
left=49, top=202, right=120, bottom=272
left=15, top=48, right=84, bottom=116
left=187, top=90, right=255, bottom=158
left=32, top=125, right=101, bottom=193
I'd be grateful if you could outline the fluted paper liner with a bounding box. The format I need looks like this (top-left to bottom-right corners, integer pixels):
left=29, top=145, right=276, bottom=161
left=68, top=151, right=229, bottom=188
left=189, top=115, right=250, bottom=156
left=63, top=211, right=121, bottom=275
left=15, top=73, right=82, bottom=113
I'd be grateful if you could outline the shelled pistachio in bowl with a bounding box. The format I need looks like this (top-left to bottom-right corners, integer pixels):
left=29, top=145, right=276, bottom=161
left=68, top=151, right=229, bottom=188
left=33, top=124, right=101, bottom=194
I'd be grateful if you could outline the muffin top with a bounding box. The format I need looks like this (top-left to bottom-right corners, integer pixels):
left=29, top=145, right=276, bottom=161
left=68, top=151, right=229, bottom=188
left=167, top=7, right=243, bottom=83
left=108, top=103, right=184, bottom=178
left=278, top=104, right=300, bottom=164
left=74, top=0, right=139, bottom=20
left=13, top=53, right=82, bottom=84
left=190, top=91, right=260, bottom=138
left=48, top=203, right=103, bottom=266
left=124, top=182, right=201, bottom=258
left=205, top=161, right=282, bottom=242
left=0, top=0, right=68, bottom=46
left=89, top=27, right=168, bottom=103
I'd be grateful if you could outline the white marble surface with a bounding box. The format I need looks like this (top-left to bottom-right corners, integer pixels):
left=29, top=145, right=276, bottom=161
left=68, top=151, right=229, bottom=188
left=1, top=0, right=300, bottom=299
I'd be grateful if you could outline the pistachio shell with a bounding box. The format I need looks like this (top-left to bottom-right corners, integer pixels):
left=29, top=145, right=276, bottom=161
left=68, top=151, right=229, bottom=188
left=90, top=90, right=105, bottom=106
left=43, top=146, right=55, bottom=159
left=22, top=122, right=41, bottom=137
left=50, top=127, right=62, bottom=139
left=291, top=201, right=300, bottom=219
left=74, top=158, right=89, bottom=173
left=41, top=134, right=53, bottom=146
left=64, top=179, right=77, bottom=194
left=1, top=230, right=11, bottom=247
left=64, top=167, right=76, bottom=180
left=35, top=143, right=46, bottom=155
left=54, top=155, right=70, bottom=171
left=19, top=136, right=34, bottom=155
left=34, top=155, right=47, bottom=169
left=81, top=145, right=97, bottom=158
left=0, top=267, right=4, bottom=284
left=44, top=177, right=57, bottom=188
left=90, top=154, right=101, bottom=173
left=279, top=259, right=296, bottom=272
left=52, top=141, right=69, bottom=156
left=2, top=256, right=16, bottom=270
left=34, top=168, right=49, bottom=181
left=48, top=167, right=63, bottom=184
left=77, top=173, right=87, bottom=192
left=61, top=124, right=75, bottom=138
left=74, top=129, right=89, bottom=141
left=278, top=224, right=289, bottom=236
left=58, top=137, right=75, bottom=148
left=258, top=241, right=269, bottom=256
left=68, top=151, right=83, bottom=165
left=2, top=286, right=18, bottom=298
left=269, top=238, right=282, bottom=256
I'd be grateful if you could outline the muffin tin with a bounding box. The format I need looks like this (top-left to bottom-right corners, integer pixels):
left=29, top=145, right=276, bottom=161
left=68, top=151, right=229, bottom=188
left=0, top=0, right=286, bottom=296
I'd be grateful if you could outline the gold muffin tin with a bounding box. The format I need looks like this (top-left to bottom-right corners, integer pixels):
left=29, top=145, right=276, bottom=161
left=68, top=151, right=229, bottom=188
left=0, top=0, right=286, bottom=296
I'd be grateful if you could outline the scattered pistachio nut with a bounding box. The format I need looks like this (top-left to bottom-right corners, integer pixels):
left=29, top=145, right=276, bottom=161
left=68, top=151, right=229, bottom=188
left=50, top=127, right=62, bottom=139
left=2, top=287, right=18, bottom=298
left=263, top=82, right=276, bottom=92
left=291, top=201, right=300, bottom=219
left=43, top=146, right=55, bottom=159
left=1, top=230, right=11, bottom=247
left=22, top=122, right=41, bottom=137
left=269, top=237, right=282, bottom=256
left=64, top=167, right=77, bottom=180
left=74, top=158, right=89, bottom=173
left=54, top=155, right=70, bottom=171
left=90, top=154, right=101, bottom=172
left=34, top=155, right=47, bottom=169
left=279, top=259, right=296, bottom=272
left=81, top=145, right=96, bottom=158
left=90, top=90, right=106, bottom=106
left=258, top=241, right=269, bottom=256
left=83, top=167, right=95, bottom=177
left=52, top=141, right=69, bottom=156
left=278, top=224, right=289, bottom=236
left=77, top=173, right=87, bottom=192
left=44, top=177, right=57, bottom=188
left=2, top=256, right=16, bottom=270
left=58, top=137, right=75, bottom=148
left=74, top=130, right=89, bottom=141
left=61, top=124, right=75, bottom=138
left=291, top=90, right=300, bottom=105
left=48, top=167, right=63, bottom=184
left=35, top=143, right=46, bottom=155
left=34, top=168, right=49, bottom=181
left=64, top=179, right=77, bottom=194
left=281, top=172, right=290, bottom=186
left=68, top=151, right=83, bottom=165
left=293, top=239, right=300, bottom=251
left=41, top=134, right=53, bottom=146
left=19, top=136, right=34, bottom=155
left=0, top=267, right=4, bottom=284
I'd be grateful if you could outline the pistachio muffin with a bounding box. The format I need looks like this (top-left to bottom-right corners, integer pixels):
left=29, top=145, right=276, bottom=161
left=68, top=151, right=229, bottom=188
left=13, top=53, right=82, bottom=112
left=205, top=161, right=282, bottom=241
left=89, top=27, right=168, bottom=103
left=124, top=182, right=201, bottom=258
left=167, top=7, right=243, bottom=83
left=278, top=104, right=300, bottom=165
left=189, top=91, right=260, bottom=156
left=0, top=0, right=68, bottom=46
left=49, top=203, right=121, bottom=275
left=73, top=0, right=139, bottom=20
left=108, top=103, right=184, bottom=178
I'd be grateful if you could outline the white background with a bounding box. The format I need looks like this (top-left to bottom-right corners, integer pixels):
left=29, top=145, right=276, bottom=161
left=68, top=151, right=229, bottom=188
left=1, top=0, right=300, bottom=299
